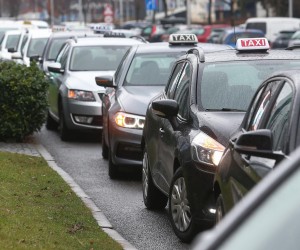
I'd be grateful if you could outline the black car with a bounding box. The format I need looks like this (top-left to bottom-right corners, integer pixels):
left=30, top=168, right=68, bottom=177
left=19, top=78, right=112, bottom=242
left=271, top=30, right=296, bottom=49
left=193, top=145, right=300, bottom=250
left=142, top=38, right=300, bottom=242
left=214, top=68, right=300, bottom=222
left=96, top=34, right=231, bottom=179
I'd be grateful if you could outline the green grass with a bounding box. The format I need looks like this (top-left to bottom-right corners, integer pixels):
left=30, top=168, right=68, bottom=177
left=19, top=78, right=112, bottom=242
left=0, top=152, right=123, bottom=250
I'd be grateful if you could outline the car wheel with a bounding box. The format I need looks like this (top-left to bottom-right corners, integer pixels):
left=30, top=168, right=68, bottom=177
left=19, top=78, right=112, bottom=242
left=102, top=132, right=109, bottom=159
left=169, top=168, right=197, bottom=243
left=59, top=105, right=71, bottom=141
left=45, top=111, right=58, bottom=130
left=108, top=149, right=119, bottom=179
left=215, top=194, right=225, bottom=224
left=142, top=149, right=168, bottom=210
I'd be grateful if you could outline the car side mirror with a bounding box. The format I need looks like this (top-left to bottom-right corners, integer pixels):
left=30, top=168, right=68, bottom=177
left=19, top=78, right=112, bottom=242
left=47, top=62, right=64, bottom=74
left=234, top=129, right=284, bottom=161
left=152, top=99, right=179, bottom=118
left=8, top=47, right=17, bottom=53
left=30, top=54, right=42, bottom=63
left=95, top=75, right=115, bottom=88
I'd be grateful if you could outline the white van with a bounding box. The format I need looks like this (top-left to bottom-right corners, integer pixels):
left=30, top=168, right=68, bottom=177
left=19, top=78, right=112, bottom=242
left=245, top=17, right=300, bottom=44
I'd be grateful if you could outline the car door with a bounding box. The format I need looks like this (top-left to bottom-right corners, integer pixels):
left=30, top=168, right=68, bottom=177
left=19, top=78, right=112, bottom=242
left=48, top=44, right=70, bottom=119
left=151, top=61, right=185, bottom=193
left=158, top=62, right=191, bottom=191
left=230, top=79, right=294, bottom=202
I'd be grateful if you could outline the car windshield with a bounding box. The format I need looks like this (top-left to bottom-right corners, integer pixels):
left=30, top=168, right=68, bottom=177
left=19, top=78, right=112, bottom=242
left=47, top=38, right=67, bottom=60
left=124, top=53, right=182, bottom=86
left=27, top=38, right=48, bottom=57
left=219, top=165, right=300, bottom=250
left=69, top=45, right=130, bottom=71
left=199, top=60, right=300, bottom=111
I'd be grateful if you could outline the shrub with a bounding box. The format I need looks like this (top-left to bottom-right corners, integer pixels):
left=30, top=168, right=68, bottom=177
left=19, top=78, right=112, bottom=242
left=0, top=61, right=49, bottom=141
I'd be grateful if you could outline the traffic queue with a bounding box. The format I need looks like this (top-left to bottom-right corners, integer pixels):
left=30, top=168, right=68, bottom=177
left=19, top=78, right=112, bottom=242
left=2, top=19, right=300, bottom=246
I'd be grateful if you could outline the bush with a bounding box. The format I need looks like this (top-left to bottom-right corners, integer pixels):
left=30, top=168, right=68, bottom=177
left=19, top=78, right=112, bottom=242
left=0, top=61, right=49, bottom=141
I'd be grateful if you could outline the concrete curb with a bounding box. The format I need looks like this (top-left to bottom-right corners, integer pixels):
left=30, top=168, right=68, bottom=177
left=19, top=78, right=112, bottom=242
left=34, top=143, right=138, bottom=250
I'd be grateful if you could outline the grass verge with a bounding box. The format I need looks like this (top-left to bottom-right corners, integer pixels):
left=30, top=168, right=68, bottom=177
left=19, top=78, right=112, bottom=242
left=0, top=152, right=122, bottom=250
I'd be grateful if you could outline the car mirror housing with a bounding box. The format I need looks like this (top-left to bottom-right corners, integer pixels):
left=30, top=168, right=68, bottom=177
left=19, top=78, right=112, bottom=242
left=7, top=47, right=17, bottom=53
left=95, top=75, right=114, bottom=88
left=30, top=54, right=42, bottom=63
left=152, top=99, right=179, bottom=118
left=47, top=62, right=64, bottom=74
left=234, top=129, right=284, bottom=161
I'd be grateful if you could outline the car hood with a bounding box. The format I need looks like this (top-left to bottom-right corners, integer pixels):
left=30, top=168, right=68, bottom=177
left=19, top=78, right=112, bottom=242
left=198, top=112, right=245, bottom=146
left=117, top=86, right=164, bottom=115
left=66, top=71, right=115, bottom=92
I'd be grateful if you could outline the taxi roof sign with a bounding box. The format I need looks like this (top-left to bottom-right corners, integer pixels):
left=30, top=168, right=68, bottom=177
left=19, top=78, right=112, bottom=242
left=236, top=37, right=269, bottom=51
left=169, top=33, right=198, bottom=45
left=92, top=24, right=113, bottom=33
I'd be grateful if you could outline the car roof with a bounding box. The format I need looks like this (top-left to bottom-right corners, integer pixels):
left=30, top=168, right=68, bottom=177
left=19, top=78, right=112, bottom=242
left=68, top=37, right=144, bottom=46
left=4, top=29, right=23, bottom=35
left=133, top=42, right=232, bottom=54
left=48, top=31, right=95, bottom=39
left=203, top=49, right=300, bottom=63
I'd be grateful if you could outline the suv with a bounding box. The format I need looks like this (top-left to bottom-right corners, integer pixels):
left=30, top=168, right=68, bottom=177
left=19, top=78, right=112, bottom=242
left=142, top=38, right=300, bottom=242
left=46, top=36, right=143, bottom=140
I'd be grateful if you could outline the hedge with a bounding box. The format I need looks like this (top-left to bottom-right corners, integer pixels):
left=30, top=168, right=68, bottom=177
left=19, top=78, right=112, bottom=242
left=0, top=61, right=49, bottom=141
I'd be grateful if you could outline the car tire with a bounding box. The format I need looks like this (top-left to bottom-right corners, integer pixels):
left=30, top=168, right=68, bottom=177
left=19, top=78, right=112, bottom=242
left=108, top=149, right=119, bottom=179
left=45, top=111, right=58, bottom=130
left=59, top=105, right=71, bottom=141
left=169, top=168, right=197, bottom=243
left=215, top=194, right=225, bottom=224
left=142, top=149, right=168, bottom=210
left=102, top=132, right=109, bottom=159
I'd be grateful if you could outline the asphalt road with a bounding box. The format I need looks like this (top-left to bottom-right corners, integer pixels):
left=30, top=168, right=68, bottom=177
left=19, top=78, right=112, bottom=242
left=35, top=127, right=189, bottom=250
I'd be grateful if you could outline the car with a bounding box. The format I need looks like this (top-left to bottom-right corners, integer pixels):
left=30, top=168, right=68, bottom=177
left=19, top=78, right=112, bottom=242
left=213, top=67, right=300, bottom=222
left=192, top=145, right=300, bottom=250
left=197, top=24, right=231, bottom=43
left=272, top=30, right=297, bottom=49
left=220, top=28, right=265, bottom=48
left=46, top=36, right=144, bottom=141
left=141, top=37, right=300, bottom=242
left=12, top=29, right=52, bottom=66
left=95, top=34, right=231, bottom=179
left=288, top=30, right=300, bottom=48
left=0, top=29, right=24, bottom=61
left=40, top=30, right=95, bottom=73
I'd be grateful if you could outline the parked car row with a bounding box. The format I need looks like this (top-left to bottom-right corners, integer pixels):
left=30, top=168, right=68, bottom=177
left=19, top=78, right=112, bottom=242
left=3, top=18, right=300, bottom=247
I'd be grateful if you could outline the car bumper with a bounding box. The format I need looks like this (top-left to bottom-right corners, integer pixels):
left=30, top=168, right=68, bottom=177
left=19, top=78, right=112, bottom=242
left=183, top=161, right=216, bottom=225
left=63, top=99, right=103, bottom=130
left=109, top=124, right=143, bottom=167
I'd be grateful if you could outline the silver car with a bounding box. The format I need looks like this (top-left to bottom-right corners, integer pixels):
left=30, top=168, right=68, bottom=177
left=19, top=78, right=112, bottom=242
left=46, top=36, right=143, bottom=140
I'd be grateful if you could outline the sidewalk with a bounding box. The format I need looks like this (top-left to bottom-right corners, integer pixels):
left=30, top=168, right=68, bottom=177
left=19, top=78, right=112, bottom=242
left=0, top=139, right=137, bottom=250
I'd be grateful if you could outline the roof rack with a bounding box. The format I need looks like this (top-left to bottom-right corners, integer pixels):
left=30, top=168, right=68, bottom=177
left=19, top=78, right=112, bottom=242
left=285, top=44, right=300, bottom=50
left=187, top=47, right=205, bottom=62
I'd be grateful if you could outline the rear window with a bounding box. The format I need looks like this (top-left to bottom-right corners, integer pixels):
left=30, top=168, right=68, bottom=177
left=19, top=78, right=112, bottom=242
left=199, top=60, right=300, bottom=111
left=246, top=22, right=266, bottom=34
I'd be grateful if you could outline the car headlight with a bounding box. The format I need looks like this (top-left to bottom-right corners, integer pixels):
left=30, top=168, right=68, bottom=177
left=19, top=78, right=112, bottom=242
left=191, top=131, right=225, bottom=166
left=68, top=89, right=95, bottom=101
left=114, top=112, right=145, bottom=129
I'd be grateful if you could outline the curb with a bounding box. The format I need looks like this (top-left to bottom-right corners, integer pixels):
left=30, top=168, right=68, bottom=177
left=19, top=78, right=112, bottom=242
left=34, top=143, right=138, bottom=250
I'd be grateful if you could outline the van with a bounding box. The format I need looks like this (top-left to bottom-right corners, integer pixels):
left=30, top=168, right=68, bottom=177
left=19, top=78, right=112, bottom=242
left=245, top=17, right=300, bottom=44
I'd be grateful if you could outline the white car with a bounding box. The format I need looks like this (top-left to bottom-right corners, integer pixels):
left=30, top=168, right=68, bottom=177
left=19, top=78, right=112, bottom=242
left=12, top=29, right=52, bottom=66
left=46, top=35, right=144, bottom=140
left=0, top=29, right=24, bottom=61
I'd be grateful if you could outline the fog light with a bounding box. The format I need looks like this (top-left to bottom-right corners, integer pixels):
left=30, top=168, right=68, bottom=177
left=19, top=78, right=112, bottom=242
left=74, top=115, right=93, bottom=124
left=209, top=208, right=216, bottom=214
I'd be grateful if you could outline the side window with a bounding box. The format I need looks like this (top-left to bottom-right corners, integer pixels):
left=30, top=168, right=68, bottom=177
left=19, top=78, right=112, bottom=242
left=166, top=62, right=185, bottom=99
left=173, top=63, right=191, bottom=120
left=247, top=80, right=281, bottom=131
left=57, top=45, right=70, bottom=69
left=265, top=82, right=293, bottom=151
